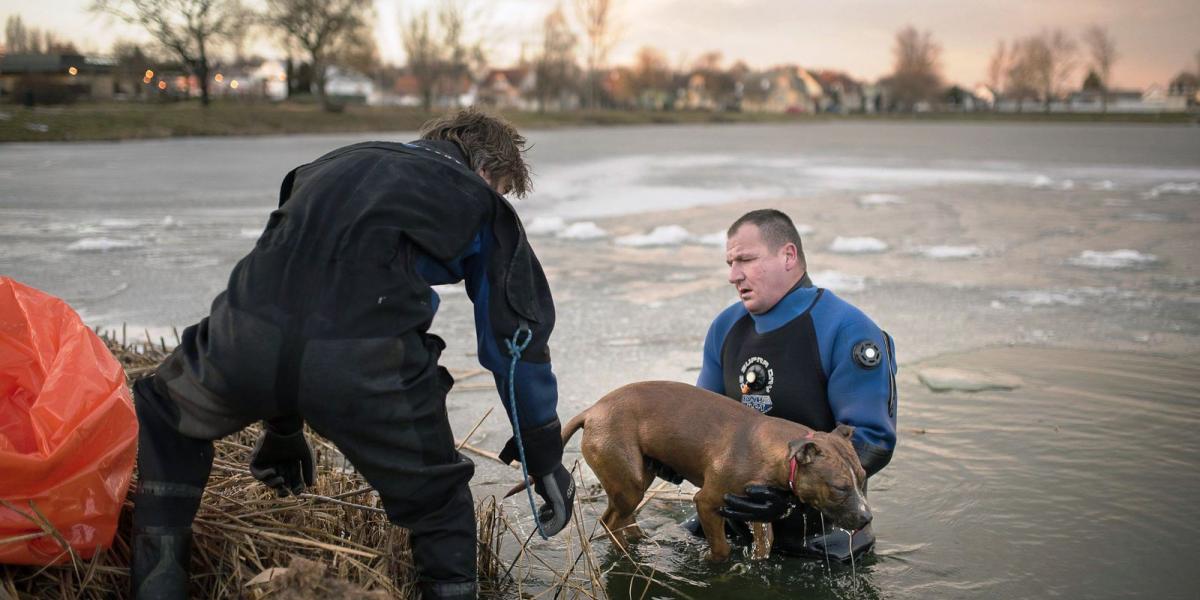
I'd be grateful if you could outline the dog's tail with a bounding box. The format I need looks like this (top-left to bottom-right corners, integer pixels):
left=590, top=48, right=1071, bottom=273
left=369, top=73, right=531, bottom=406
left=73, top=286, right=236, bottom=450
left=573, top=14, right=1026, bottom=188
left=502, top=408, right=589, bottom=499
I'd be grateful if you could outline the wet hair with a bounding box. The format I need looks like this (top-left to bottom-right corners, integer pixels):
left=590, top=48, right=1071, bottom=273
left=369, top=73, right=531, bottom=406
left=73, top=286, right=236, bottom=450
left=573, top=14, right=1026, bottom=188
left=728, top=209, right=807, bottom=267
left=419, top=107, right=532, bottom=198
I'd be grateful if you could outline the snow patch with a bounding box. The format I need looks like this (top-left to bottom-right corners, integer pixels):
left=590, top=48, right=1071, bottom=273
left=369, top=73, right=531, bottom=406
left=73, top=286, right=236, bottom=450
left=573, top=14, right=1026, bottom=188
left=917, top=245, right=983, bottom=260
left=829, top=236, right=888, bottom=254
left=524, top=216, right=566, bottom=236
left=1143, top=182, right=1200, bottom=199
left=1068, top=249, right=1158, bottom=269
left=66, top=238, right=144, bottom=252
left=809, top=270, right=866, bottom=293
left=615, top=225, right=691, bottom=247
left=857, top=193, right=904, bottom=207
left=556, top=221, right=607, bottom=240
left=239, top=228, right=263, bottom=239
left=1003, top=290, right=1085, bottom=307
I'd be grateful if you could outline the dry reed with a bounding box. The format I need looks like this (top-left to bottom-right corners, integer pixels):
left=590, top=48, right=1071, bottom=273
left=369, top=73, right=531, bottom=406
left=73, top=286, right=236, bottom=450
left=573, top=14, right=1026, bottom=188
left=0, top=328, right=688, bottom=599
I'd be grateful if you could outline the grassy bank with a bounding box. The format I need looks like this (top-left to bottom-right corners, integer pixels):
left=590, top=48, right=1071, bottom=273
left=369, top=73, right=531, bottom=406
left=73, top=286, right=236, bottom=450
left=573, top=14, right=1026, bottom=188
left=0, top=100, right=1196, bottom=142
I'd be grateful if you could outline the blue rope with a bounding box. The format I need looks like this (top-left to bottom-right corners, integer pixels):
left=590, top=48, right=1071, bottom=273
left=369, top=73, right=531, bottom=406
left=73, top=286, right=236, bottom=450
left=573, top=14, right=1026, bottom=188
left=505, top=324, right=548, bottom=540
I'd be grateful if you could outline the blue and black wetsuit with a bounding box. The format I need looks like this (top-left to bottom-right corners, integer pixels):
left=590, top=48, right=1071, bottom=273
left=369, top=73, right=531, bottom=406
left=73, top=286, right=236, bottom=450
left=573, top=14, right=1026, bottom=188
left=695, top=273, right=897, bottom=558
left=414, top=227, right=559, bottom=432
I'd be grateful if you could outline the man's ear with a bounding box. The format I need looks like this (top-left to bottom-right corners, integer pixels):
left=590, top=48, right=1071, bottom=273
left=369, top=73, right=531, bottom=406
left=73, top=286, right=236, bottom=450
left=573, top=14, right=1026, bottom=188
left=788, top=439, right=821, bottom=465
left=833, top=423, right=856, bottom=441
left=782, top=242, right=798, bottom=270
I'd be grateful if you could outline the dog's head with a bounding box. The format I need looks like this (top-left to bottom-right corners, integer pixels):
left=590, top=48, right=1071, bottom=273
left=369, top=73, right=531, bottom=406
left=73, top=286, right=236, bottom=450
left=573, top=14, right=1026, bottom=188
left=787, top=424, right=872, bottom=531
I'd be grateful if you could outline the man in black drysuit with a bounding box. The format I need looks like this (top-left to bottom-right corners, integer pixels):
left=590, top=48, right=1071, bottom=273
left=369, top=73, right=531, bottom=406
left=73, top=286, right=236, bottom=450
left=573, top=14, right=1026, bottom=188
left=129, top=109, right=575, bottom=599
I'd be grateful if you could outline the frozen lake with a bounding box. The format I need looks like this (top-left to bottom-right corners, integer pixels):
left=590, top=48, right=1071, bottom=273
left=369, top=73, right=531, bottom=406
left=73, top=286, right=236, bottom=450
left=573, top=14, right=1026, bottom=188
left=2, top=121, right=1200, bottom=598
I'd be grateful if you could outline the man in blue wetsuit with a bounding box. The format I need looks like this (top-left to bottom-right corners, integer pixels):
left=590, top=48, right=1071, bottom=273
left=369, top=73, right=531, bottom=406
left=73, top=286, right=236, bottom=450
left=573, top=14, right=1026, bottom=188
left=667, top=208, right=897, bottom=561
left=128, top=109, right=574, bottom=599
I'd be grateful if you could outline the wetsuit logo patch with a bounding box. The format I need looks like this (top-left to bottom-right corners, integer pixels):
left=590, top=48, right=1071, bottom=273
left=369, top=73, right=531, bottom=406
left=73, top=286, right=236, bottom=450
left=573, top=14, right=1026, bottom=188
left=739, top=356, right=774, bottom=413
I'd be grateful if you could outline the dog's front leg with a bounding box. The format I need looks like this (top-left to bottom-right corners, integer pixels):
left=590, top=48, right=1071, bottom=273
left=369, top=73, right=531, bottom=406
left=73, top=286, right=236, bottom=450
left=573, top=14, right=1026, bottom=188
left=749, top=522, right=774, bottom=560
left=694, top=489, right=731, bottom=562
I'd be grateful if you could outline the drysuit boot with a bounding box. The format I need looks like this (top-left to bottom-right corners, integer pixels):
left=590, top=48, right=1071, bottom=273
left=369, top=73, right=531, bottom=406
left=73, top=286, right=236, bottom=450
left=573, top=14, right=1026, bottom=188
left=410, top=486, right=478, bottom=599
left=130, top=376, right=215, bottom=599
left=130, top=527, right=192, bottom=600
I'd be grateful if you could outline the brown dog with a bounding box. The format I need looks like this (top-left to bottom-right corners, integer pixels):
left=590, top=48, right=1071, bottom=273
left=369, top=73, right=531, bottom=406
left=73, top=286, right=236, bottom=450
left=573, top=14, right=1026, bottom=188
left=513, top=380, right=872, bottom=562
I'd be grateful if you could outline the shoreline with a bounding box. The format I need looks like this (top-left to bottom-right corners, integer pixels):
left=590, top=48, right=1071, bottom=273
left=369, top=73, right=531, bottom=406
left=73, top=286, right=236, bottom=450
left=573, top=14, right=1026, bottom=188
left=1, top=101, right=1197, bottom=143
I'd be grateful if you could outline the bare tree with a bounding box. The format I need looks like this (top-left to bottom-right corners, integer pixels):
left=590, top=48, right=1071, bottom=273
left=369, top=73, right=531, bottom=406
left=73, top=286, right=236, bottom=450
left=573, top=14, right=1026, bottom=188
left=630, top=45, right=671, bottom=107
left=92, top=0, right=245, bottom=106
left=986, top=40, right=1007, bottom=107
left=574, top=0, right=618, bottom=108
left=1082, top=25, right=1118, bottom=112
left=1005, top=37, right=1039, bottom=112
left=264, top=0, right=372, bottom=111
left=534, top=5, right=579, bottom=112
left=5, top=15, right=29, bottom=53
left=401, top=1, right=484, bottom=111
left=1032, top=29, right=1076, bottom=112
left=887, top=25, right=943, bottom=111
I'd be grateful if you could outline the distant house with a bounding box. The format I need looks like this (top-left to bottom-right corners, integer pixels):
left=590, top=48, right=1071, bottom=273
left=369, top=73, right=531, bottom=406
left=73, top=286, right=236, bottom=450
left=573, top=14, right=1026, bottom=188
left=1066, top=87, right=1186, bottom=113
left=324, top=66, right=378, bottom=105
left=477, top=67, right=536, bottom=110
left=1168, top=72, right=1199, bottom=106
left=741, top=66, right=823, bottom=113
left=0, top=53, right=116, bottom=104
left=813, top=70, right=864, bottom=113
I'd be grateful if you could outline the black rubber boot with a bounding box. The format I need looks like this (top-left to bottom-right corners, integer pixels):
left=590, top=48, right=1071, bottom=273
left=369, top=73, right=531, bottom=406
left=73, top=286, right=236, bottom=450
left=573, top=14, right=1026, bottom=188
left=409, top=486, right=477, bottom=599
left=130, top=526, right=191, bottom=600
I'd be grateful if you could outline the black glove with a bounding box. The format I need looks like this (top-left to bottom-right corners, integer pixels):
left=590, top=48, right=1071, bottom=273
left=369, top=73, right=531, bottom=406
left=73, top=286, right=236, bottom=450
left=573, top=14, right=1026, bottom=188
left=646, top=457, right=685, bottom=485
left=718, top=485, right=797, bottom=522
left=532, top=464, right=575, bottom=536
left=249, top=419, right=315, bottom=497
left=498, top=418, right=564, bottom=477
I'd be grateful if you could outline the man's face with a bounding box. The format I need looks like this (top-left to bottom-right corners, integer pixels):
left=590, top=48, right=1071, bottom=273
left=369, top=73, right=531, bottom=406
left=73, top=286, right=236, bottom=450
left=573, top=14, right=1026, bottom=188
left=477, top=168, right=512, bottom=196
left=726, top=223, right=800, bottom=314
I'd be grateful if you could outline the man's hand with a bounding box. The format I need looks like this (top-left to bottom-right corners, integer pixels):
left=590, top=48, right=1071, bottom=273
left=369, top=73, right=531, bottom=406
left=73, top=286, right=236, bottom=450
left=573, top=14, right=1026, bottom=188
left=718, top=485, right=797, bottom=522
left=249, top=425, right=315, bottom=497
left=532, top=464, right=575, bottom=536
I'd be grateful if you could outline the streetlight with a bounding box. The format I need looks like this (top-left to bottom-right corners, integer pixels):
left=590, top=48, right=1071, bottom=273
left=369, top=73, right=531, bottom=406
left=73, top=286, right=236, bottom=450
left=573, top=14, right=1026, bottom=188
left=214, top=73, right=224, bottom=83
left=68, top=66, right=78, bottom=76
left=145, top=69, right=154, bottom=79
left=230, top=80, right=239, bottom=90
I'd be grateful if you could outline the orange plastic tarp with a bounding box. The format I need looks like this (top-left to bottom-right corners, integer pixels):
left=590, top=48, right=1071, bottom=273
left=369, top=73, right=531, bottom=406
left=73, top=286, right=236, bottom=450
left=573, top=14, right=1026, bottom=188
left=0, top=276, right=137, bottom=565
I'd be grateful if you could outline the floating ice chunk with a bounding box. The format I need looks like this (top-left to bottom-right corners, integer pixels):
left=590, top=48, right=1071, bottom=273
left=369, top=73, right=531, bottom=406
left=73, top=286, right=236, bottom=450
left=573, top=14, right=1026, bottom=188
left=98, top=218, right=141, bottom=229
left=1057, top=179, right=1075, bottom=190
left=1143, top=182, right=1200, bottom=198
left=1003, top=290, right=1084, bottom=306
left=858, top=193, right=904, bottom=207
left=795, top=224, right=814, bottom=235
left=557, top=221, right=607, bottom=240
left=239, top=228, right=263, bottom=239
left=1124, top=212, right=1170, bottom=222
left=161, top=216, right=180, bottom=227
left=1031, top=175, right=1054, bottom=189
left=809, top=270, right=866, bottom=292
left=616, top=225, right=691, bottom=247
left=1090, top=180, right=1116, bottom=191
left=917, top=367, right=1022, bottom=392
left=525, top=216, right=566, bottom=236
left=829, top=236, right=888, bottom=254
left=1068, top=249, right=1158, bottom=269
left=67, top=237, right=144, bottom=252
left=694, top=230, right=727, bottom=246
left=918, top=245, right=983, bottom=260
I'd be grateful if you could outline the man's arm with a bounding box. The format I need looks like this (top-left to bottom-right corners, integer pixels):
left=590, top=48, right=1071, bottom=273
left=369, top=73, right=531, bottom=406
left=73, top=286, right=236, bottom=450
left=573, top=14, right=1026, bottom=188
left=827, top=319, right=898, bottom=478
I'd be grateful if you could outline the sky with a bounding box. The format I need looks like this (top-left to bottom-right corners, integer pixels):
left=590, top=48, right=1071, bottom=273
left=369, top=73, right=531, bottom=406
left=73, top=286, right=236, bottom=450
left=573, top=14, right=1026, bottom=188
left=3, top=0, right=1198, bottom=89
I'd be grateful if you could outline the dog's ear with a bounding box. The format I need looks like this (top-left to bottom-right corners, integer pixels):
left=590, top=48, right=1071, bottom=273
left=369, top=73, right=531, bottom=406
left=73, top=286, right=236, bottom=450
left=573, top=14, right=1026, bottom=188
left=833, top=423, right=856, bottom=441
left=788, top=439, right=821, bottom=465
